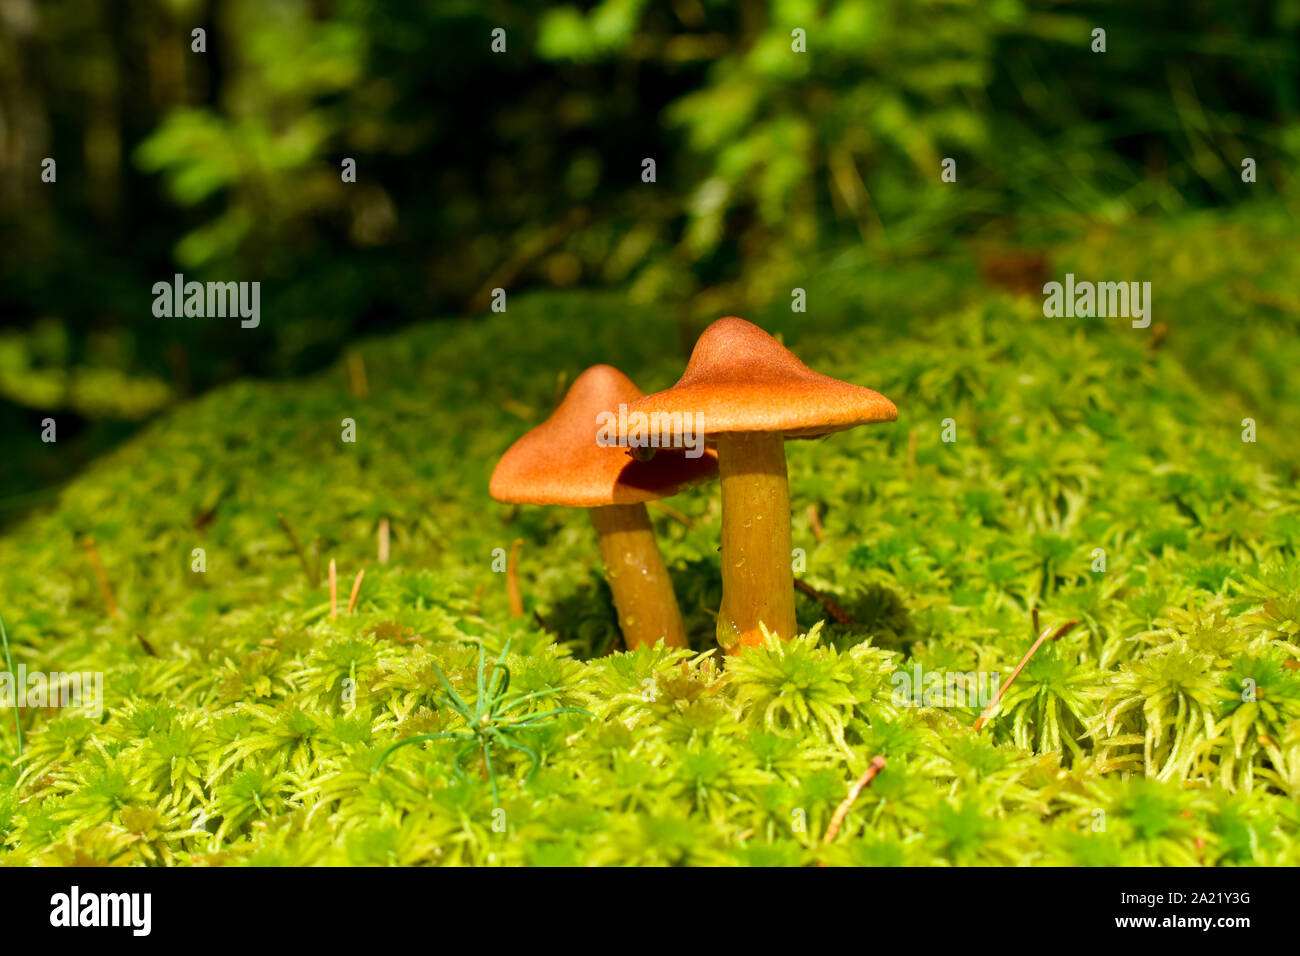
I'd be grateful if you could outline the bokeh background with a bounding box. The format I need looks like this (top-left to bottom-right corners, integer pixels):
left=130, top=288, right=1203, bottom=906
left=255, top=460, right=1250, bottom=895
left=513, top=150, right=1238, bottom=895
left=2, top=0, right=1298, bottom=512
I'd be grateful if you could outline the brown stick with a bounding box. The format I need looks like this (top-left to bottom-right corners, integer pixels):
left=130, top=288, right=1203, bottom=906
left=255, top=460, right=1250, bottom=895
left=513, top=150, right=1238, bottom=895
left=807, top=504, right=825, bottom=544
left=506, top=539, right=524, bottom=618
left=277, top=514, right=318, bottom=587
left=348, top=569, right=365, bottom=616
left=793, top=579, right=857, bottom=627
left=329, top=559, right=338, bottom=621
left=83, top=537, right=123, bottom=620
left=973, top=620, right=1078, bottom=732
left=823, top=755, right=887, bottom=845
left=377, top=518, right=390, bottom=564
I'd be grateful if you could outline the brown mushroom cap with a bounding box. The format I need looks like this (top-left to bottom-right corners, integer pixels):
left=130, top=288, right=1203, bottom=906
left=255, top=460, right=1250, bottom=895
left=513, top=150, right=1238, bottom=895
left=622, top=316, right=897, bottom=440
left=490, top=364, right=719, bottom=508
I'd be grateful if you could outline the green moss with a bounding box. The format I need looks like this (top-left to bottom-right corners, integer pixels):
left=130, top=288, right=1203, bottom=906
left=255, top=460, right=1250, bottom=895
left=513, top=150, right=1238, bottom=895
left=2, top=208, right=1300, bottom=864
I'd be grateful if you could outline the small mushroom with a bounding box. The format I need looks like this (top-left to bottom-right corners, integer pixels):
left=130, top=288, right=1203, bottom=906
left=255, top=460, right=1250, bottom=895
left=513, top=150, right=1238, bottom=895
left=621, top=317, right=897, bottom=652
left=490, top=365, right=718, bottom=650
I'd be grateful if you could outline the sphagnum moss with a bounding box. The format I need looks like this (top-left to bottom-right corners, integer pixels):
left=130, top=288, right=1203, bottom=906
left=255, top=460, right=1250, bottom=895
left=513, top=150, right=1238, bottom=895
left=372, top=639, right=591, bottom=806
left=1, top=211, right=1299, bottom=864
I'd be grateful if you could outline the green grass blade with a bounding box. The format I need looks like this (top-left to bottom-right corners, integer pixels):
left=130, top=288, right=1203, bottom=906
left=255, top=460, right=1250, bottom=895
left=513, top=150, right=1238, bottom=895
left=0, top=611, right=21, bottom=760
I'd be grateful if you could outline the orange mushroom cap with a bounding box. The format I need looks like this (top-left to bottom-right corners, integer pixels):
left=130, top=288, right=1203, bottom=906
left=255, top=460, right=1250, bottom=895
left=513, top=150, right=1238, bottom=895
left=622, top=316, right=897, bottom=440
left=490, top=364, right=719, bottom=508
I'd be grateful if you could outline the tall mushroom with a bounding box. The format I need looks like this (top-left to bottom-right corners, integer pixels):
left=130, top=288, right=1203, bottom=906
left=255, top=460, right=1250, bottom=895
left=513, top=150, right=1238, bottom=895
left=490, top=364, right=717, bottom=650
left=621, top=317, right=897, bottom=653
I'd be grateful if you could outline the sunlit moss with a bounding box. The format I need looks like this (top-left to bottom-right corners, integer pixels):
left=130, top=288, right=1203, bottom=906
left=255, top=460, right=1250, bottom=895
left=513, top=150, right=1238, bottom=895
left=2, top=215, right=1300, bottom=864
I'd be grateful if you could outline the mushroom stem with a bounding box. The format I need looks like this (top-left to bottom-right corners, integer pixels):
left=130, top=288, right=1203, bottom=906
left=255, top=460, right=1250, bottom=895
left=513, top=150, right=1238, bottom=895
left=589, top=504, right=688, bottom=650
left=715, top=432, right=796, bottom=651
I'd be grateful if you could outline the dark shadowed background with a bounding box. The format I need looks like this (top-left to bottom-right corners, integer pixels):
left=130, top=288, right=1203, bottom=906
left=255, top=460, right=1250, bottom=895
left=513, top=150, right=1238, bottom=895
left=1, top=0, right=1297, bottom=507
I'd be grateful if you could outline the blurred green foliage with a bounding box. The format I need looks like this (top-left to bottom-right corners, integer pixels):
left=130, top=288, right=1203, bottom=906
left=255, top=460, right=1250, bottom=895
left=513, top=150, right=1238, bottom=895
left=1, top=0, right=1298, bottom=499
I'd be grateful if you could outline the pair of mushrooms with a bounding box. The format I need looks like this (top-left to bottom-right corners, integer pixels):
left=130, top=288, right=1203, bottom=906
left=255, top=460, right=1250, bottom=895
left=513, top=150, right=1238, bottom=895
left=490, top=317, right=897, bottom=654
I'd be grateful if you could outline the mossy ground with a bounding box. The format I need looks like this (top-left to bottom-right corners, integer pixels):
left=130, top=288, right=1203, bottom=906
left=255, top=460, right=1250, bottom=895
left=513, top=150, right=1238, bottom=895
left=2, top=207, right=1299, bottom=866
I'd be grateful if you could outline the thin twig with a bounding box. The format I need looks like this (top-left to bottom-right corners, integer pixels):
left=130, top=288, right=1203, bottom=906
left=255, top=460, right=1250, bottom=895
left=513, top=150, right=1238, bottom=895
left=83, top=537, right=123, bottom=620
left=823, top=755, right=886, bottom=845
left=794, top=579, right=857, bottom=627
left=277, top=514, right=318, bottom=587
left=329, top=559, right=338, bottom=621
left=807, top=504, right=825, bottom=544
left=348, top=568, right=365, bottom=616
left=346, top=350, right=369, bottom=399
left=506, top=539, right=524, bottom=618
left=648, top=500, right=694, bottom=528
left=466, top=208, right=589, bottom=313
left=973, top=619, right=1078, bottom=732
left=377, top=518, right=390, bottom=564
left=135, top=632, right=157, bottom=657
